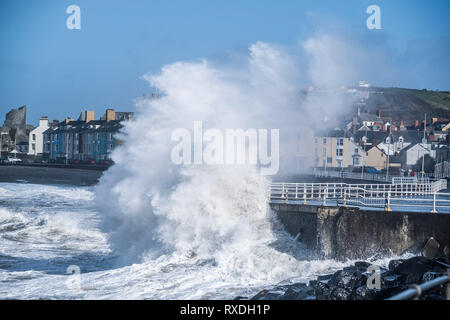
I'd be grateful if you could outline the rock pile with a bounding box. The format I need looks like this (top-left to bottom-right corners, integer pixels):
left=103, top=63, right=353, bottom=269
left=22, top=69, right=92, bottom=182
left=249, top=256, right=450, bottom=300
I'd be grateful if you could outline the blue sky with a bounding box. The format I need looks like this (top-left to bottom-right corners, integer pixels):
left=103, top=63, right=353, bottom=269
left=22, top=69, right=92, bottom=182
left=1, top=0, right=450, bottom=125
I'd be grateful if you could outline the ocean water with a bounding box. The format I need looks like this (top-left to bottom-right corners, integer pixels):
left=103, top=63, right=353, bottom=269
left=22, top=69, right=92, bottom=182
left=0, top=181, right=409, bottom=300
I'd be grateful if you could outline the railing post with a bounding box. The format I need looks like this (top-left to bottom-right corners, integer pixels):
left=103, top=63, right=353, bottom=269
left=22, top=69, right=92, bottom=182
left=303, top=185, right=307, bottom=205
left=431, top=192, right=437, bottom=213
left=285, top=188, right=289, bottom=204
left=343, top=187, right=347, bottom=207
left=385, top=191, right=392, bottom=212
left=323, top=187, right=327, bottom=206
left=295, top=184, right=298, bottom=199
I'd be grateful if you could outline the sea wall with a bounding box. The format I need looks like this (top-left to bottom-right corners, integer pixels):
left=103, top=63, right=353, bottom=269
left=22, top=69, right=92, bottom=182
left=271, top=203, right=450, bottom=260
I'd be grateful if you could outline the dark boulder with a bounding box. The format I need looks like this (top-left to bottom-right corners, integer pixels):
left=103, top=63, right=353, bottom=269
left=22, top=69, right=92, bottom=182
left=388, top=259, right=405, bottom=271
left=422, top=237, right=440, bottom=259
left=392, top=256, right=433, bottom=284
left=295, top=287, right=315, bottom=300
left=422, top=271, right=445, bottom=282
left=278, top=283, right=308, bottom=300
left=309, top=280, right=331, bottom=300
left=381, top=273, right=405, bottom=288
left=354, top=286, right=380, bottom=300
left=354, top=261, right=372, bottom=272
left=329, top=287, right=353, bottom=300
left=250, top=289, right=282, bottom=300
left=317, top=274, right=333, bottom=282
left=328, top=269, right=367, bottom=291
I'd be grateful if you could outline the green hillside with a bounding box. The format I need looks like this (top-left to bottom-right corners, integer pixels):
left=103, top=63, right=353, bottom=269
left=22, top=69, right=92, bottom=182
left=363, top=87, right=450, bottom=121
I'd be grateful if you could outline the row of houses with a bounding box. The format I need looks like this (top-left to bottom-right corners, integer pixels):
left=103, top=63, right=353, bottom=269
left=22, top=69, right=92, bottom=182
left=28, top=109, right=133, bottom=162
left=310, top=127, right=449, bottom=174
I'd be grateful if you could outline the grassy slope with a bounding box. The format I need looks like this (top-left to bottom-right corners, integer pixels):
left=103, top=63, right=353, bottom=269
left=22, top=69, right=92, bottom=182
left=364, top=87, right=450, bottom=121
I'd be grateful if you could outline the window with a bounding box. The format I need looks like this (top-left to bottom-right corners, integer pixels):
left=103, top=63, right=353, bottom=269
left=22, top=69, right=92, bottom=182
left=322, top=147, right=327, bottom=156
left=336, top=149, right=343, bottom=157
left=337, top=138, right=344, bottom=146
left=314, top=138, right=318, bottom=144
left=323, top=138, right=327, bottom=144
left=32, top=144, right=35, bottom=150
left=314, top=148, right=318, bottom=155
left=354, top=148, right=358, bottom=154
left=32, top=134, right=36, bottom=141
left=327, top=157, right=332, bottom=163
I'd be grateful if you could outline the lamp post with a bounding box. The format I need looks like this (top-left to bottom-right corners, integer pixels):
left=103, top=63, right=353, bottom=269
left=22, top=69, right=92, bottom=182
left=361, top=126, right=368, bottom=179
left=421, top=113, right=427, bottom=178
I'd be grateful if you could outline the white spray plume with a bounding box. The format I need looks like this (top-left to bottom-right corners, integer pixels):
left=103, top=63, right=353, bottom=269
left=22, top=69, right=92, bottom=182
left=95, top=37, right=359, bottom=266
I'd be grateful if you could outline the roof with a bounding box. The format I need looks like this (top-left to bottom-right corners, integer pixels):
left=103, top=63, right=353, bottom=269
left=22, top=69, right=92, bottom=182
left=390, top=131, right=424, bottom=144
left=352, top=131, right=388, bottom=143
left=44, top=119, right=124, bottom=135
left=358, top=112, right=382, bottom=122
left=314, top=129, right=348, bottom=138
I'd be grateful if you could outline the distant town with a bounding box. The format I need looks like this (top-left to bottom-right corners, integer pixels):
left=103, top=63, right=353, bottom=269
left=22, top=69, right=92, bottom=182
left=0, top=105, right=133, bottom=165
left=1, top=82, right=449, bottom=179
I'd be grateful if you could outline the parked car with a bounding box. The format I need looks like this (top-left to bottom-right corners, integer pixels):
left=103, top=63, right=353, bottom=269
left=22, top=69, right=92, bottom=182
left=364, top=166, right=380, bottom=174
left=34, top=157, right=49, bottom=164
left=2, top=156, right=22, bottom=164
left=80, top=159, right=96, bottom=165
left=96, top=159, right=113, bottom=165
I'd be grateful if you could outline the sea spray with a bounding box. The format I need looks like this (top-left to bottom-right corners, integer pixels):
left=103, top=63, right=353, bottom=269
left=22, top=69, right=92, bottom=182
left=94, top=39, right=359, bottom=289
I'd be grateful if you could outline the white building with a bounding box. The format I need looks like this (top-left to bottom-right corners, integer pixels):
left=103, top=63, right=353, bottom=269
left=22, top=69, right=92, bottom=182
left=28, top=117, right=49, bottom=156
left=405, top=143, right=436, bottom=167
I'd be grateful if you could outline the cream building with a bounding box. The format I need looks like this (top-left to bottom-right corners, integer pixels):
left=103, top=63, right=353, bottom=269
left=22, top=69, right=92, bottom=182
left=313, top=133, right=366, bottom=168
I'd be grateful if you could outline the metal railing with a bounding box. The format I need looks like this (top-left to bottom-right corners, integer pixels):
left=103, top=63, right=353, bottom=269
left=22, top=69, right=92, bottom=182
left=314, top=169, right=393, bottom=182
left=387, top=270, right=450, bottom=300
left=314, top=169, right=438, bottom=183
left=270, top=180, right=449, bottom=213
left=435, top=161, right=450, bottom=179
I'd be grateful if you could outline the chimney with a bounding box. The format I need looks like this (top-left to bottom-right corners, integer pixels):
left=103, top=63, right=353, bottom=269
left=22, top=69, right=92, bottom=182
left=357, top=107, right=360, bottom=117
left=85, top=110, right=95, bottom=122
left=377, top=109, right=382, bottom=118
left=39, top=116, right=49, bottom=127
left=105, top=109, right=116, bottom=122
left=415, top=120, right=419, bottom=127
left=400, top=120, right=404, bottom=128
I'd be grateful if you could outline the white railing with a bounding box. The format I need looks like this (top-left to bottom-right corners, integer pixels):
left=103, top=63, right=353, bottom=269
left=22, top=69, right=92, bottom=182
left=314, top=169, right=438, bottom=183
left=270, top=181, right=450, bottom=213
left=435, top=161, right=450, bottom=179
left=314, top=169, right=392, bottom=182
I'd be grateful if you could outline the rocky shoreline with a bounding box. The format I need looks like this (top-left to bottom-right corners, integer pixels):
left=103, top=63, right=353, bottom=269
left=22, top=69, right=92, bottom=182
left=246, top=254, right=450, bottom=300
